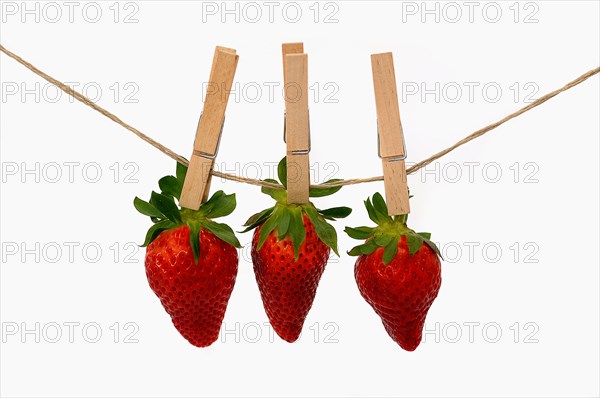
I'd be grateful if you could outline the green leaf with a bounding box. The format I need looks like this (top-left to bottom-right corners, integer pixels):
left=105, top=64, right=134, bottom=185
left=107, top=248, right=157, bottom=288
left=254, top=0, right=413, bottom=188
left=150, top=192, right=181, bottom=224
left=288, top=208, right=306, bottom=260
left=176, top=161, right=188, bottom=185
left=202, top=192, right=236, bottom=219
left=406, top=233, right=424, bottom=257
left=418, top=232, right=432, bottom=240
left=243, top=208, right=268, bottom=226
left=423, top=238, right=443, bottom=260
left=203, top=220, right=242, bottom=248
left=372, top=192, right=394, bottom=223
left=364, top=195, right=391, bottom=225
left=318, top=207, right=352, bottom=219
left=241, top=207, right=275, bottom=233
left=382, top=237, right=399, bottom=265
left=134, top=197, right=164, bottom=218
left=257, top=208, right=283, bottom=250
left=304, top=206, right=339, bottom=256
left=200, top=190, right=225, bottom=213
left=309, top=179, right=343, bottom=197
left=277, top=157, right=287, bottom=188
left=372, top=193, right=389, bottom=218
left=189, top=222, right=201, bottom=263
left=374, top=233, right=394, bottom=247
left=159, top=175, right=182, bottom=199
left=348, top=240, right=379, bottom=256
left=364, top=198, right=381, bottom=224
left=141, top=219, right=174, bottom=247
left=344, top=226, right=374, bottom=240
left=261, top=179, right=287, bottom=202
left=278, top=209, right=291, bottom=240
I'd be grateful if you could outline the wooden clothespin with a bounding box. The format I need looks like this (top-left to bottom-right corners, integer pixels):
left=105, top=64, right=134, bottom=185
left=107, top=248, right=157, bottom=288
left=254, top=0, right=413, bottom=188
left=179, top=46, right=239, bottom=210
left=282, top=43, right=310, bottom=204
left=371, top=52, right=410, bottom=216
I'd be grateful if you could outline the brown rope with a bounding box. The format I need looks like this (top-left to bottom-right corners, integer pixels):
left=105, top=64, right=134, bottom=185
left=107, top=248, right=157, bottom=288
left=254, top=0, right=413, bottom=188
left=1, top=43, right=598, bottom=190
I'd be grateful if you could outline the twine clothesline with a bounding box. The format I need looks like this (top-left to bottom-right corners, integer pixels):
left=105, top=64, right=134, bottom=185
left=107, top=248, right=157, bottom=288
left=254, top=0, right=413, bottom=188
left=1, top=43, right=598, bottom=190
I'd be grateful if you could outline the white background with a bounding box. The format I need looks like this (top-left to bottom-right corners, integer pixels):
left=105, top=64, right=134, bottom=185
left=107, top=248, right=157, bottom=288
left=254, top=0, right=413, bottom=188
left=1, top=1, right=599, bottom=397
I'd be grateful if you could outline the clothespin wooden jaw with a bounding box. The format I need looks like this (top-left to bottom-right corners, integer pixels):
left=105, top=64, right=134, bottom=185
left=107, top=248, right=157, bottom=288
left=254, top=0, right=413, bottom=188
left=179, top=47, right=239, bottom=210
left=282, top=43, right=310, bottom=204
left=371, top=52, right=410, bottom=216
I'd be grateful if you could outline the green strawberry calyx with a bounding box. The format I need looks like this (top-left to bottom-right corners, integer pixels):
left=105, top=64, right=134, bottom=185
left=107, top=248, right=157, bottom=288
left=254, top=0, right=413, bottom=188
left=134, top=161, right=241, bottom=263
left=344, top=193, right=442, bottom=265
left=241, top=157, right=352, bottom=260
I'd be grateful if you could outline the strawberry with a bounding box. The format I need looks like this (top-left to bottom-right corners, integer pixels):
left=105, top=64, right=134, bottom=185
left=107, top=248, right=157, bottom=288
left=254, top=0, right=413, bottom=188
left=346, top=193, right=442, bottom=351
left=135, top=162, right=241, bottom=347
left=242, top=158, right=351, bottom=342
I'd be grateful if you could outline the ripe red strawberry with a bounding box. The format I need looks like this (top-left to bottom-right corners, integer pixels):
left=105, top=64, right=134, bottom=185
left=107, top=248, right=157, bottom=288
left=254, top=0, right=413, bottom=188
left=135, top=162, right=241, bottom=347
left=243, top=158, right=351, bottom=342
left=346, top=193, right=442, bottom=351
left=251, top=215, right=329, bottom=342
left=145, top=226, right=237, bottom=347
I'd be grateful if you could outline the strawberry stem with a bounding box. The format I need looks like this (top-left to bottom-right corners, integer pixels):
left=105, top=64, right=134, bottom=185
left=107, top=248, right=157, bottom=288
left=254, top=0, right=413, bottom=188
left=345, top=193, right=442, bottom=264
left=135, top=162, right=241, bottom=263
left=243, top=157, right=351, bottom=259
